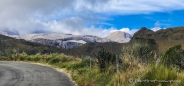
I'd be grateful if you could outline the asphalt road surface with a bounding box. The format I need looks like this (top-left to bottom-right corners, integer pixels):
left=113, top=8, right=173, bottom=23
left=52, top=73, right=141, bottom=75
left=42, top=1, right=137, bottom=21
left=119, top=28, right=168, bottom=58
left=0, top=61, right=75, bottom=86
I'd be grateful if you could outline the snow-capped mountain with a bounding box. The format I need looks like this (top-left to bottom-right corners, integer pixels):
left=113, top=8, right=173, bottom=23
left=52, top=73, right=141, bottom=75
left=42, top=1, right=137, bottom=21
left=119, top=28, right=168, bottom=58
left=22, top=33, right=112, bottom=49
left=105, top=31, right=132, bottom=43
left=0, top=29, right=132, bottom=49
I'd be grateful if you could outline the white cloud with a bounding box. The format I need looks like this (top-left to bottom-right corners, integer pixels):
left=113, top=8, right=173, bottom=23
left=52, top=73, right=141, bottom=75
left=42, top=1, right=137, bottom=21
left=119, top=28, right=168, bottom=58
left=154, top=21, right=161, bottom=27
left=30, top=17, right=115, bottom=37
left=150, top=21, right=162, bottom=31
left=150, top=21, right=167, bottom=32
left=151, top=27, right=167, bottom=32
left=109, top=28, right=139, bottom=35
left=0, top=0, right=184, bottom=37
left=76, top=0, right=184, bottom=15
left=151, top=27, right=162, bottom=32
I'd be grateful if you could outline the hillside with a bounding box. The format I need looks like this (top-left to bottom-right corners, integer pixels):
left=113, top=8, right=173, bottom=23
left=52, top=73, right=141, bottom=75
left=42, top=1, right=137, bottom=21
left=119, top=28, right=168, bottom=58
left=0, top=34, right=65, bottom=56
left=133, top=26, right=184, bottom=53
left=66, top=42, right=125, bottom=57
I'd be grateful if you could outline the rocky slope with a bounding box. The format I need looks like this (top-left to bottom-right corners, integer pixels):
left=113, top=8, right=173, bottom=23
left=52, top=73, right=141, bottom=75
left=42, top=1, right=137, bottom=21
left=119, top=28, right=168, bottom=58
left=105, top=31, right=132, bottom=43
left=22, top=34, right=112, bottom=49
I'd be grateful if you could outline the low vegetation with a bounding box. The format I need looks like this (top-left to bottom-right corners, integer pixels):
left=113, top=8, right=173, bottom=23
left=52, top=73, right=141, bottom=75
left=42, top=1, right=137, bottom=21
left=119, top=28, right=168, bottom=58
left=0, top=42, right=184, bottom=86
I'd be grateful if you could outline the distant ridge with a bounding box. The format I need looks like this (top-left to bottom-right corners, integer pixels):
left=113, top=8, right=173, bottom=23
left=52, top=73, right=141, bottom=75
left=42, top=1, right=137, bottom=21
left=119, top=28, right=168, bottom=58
left=133, top=26, right=184, bottom=53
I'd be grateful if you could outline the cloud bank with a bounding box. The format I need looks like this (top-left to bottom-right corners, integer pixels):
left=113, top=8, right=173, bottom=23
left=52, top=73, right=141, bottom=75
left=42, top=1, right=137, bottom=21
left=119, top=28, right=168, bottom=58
left=0, top=0, right=184, bottom=37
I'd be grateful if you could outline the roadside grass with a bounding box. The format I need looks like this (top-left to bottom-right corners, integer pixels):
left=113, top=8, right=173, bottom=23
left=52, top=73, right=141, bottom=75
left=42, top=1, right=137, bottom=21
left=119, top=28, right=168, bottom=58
left=0, top=52, right=184, bottom=86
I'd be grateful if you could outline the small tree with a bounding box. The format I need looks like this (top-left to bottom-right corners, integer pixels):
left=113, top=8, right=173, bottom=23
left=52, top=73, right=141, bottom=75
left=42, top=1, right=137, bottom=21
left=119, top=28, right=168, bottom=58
left=161, top=45, right=184, bottom=70
left=94, top=48, right=116, bottom=72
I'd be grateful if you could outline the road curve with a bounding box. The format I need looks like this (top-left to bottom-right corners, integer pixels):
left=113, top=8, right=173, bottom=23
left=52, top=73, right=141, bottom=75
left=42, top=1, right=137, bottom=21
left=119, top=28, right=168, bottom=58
left=0, top=61, right=75, bottom=86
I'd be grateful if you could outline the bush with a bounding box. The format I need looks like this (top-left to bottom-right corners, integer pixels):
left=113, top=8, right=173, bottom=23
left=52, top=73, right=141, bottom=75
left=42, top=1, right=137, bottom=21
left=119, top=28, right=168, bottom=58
left=161, top=45, right=184, bottom=70
left=25, top=56, right=32, bottom=61
left=94, top=48, right=116, bottom=72
left=44, top=57, right=52, bottom=63
left=19, top=56, right=26, bottom=61
left=81, top=56, right=95, bottom=67
left=32, top=56, right=41, bottom=62
left=122, top=43, right=155, bottom=64
left=66, top=62, right=85, bottom=70
left=48, top=57, right=60, bottom=64
left=60, top=56, right=73, bottom=62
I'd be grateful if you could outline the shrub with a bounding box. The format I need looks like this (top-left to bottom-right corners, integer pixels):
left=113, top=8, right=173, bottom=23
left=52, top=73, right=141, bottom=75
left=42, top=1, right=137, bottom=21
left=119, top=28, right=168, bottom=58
left=60, top=56, right=72, bottom=62
left=18, top=52, right=28, bottom=61
left=19, top=56, right=25, bottom=61
left=122, top=43, right=155, bottom=64
left=25, top=56, right=32, bottom=61
left=94, top=48, right=116, bottom=72
left=66, top=61, right=86, bottom=70
left=45, top=57, right=52, bottom=63
left=161, top=45, right=184, bottom=70
left=81, top=56, right=95, bottom=67
left=48, top=57, right=60, bottom=64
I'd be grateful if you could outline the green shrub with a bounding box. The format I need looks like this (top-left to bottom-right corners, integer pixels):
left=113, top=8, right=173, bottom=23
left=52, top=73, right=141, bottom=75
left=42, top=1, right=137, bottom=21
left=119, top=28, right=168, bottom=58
left=48, top=57, right=60, bottom=64
left=19, top=56, right=26, bottom=61
left=60, top=56, right=73, bottom=62
left=161, top=45, right=184, bottom=70
left=94, top=48, right=116, bottom=72
left=44, top=57, right=52, bottom=63
left=0, top=57, right=10, bottom=61
left=32, top=53, right=42, bottom=62
left=32, top=56, right=41, bottom=62
left=25, top=56, right=32, bottom=61
left=122, top=42, right=155, bottom=64
left=66, top=62, right=85, bottom=70
left=81, top=56, right=95, bottom=67
left=58, top=62, right=68, bottom=68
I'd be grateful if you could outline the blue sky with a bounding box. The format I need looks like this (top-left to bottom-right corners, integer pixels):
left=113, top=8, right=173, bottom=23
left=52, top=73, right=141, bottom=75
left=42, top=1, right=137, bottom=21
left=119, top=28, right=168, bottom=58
left=101, top=10, right=184, bottom=30
left=0, top=0, right=184, bottom=37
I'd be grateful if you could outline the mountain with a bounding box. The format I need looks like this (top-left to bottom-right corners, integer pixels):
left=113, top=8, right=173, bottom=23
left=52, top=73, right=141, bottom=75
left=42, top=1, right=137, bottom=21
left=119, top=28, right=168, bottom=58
left=105, top=31, right=132, bottom=43
left=0, top=30, right=133, bottom=49
left=133, top=26, right=184, bottom=53
left=0, top=28, right=157, bottom=57
left=22, top=33, right=112, bottom=49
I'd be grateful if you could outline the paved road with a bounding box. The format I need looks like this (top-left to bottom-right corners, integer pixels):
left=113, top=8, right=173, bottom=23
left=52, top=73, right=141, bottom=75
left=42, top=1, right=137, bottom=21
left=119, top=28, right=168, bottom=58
left=0, top=61, right=75, bottom=86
